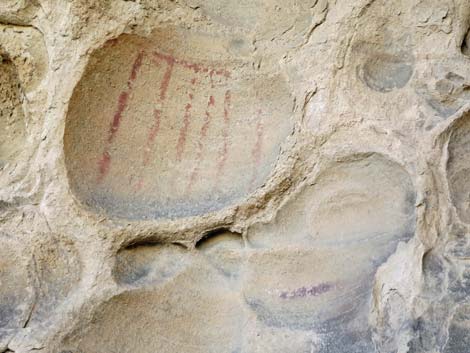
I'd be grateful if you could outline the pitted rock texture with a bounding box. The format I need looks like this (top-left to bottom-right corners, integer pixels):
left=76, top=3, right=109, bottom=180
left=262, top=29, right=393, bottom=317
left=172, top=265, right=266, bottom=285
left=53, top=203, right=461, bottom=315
left=1, top=1, right=470, bottom=353
left=0, top=55, right=25, bottom=169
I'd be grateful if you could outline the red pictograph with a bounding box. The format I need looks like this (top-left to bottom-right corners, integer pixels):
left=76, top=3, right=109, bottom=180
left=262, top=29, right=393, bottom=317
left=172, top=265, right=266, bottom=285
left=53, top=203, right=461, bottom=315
left=97, top=51, right=144, bottom=183
left=96, top=48, right=264, bottom=194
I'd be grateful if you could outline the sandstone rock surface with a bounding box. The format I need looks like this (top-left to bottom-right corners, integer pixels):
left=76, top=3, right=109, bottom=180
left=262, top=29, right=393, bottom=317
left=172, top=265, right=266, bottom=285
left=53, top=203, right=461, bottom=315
left=1, top=1, right=470, bottom=352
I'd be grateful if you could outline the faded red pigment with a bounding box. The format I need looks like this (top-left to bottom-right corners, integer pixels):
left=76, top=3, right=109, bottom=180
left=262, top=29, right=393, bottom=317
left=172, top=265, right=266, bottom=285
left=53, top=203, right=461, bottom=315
left=176, top=93, right=194, bottom=161
left=153, top=51, right=230, bottom=78
left=142, top=109, right=162, bottom=167
left=99, top=48, right=275, bottom=196
left=215, top=90, right=232, bottom=183
left=152, top=52, right=175, bottom=101
left=97, top=51, right=144, bottom=182
left=186, top=95, right=216, bottom=193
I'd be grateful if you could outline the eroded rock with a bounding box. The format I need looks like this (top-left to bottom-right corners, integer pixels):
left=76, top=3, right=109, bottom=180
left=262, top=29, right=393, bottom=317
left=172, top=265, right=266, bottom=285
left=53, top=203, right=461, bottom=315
left=0, top=234, right=34, bottom=345
left=0, top=54, right=25, bottom=169
left=447, top=111, right=470, bottom=223
left=0, top=0, right=467, bottom=352
left=113, top=242, right=190, bottom=286
left=245, top=154, right=416, bottom=351
left=65, top=248, right=243, bottom=353
left=29, top=235, right=81, bottom=325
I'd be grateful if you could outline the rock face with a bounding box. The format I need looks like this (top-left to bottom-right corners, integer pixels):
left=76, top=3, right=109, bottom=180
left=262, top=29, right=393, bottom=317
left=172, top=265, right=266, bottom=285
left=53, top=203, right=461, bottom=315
left=64, top=31, right=293, bottom=219
left=1, top=1, right=470, bottom=353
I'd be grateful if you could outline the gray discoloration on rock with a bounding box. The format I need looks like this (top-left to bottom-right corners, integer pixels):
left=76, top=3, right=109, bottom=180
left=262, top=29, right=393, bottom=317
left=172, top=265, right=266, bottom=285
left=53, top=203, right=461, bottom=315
left=0, top=235, right=34, bottom=343
left=358, top=52, right=414, bottom=92
left=113, top=242, right=190, bottom=286
left=30, top=235, right=81, bottom=325
left=442, top=304, right=470, bottom=353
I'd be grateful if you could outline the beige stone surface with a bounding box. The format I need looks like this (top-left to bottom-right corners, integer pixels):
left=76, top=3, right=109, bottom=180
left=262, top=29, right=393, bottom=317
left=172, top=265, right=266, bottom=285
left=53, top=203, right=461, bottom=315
left=1, top=0, right=470, bottom=352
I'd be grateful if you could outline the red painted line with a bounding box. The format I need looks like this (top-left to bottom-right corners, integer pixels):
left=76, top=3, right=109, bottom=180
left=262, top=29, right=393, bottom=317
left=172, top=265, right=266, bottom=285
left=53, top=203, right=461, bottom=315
left=108, top=91, right=129, bottom=143
left=174, top=77, right=196, bottom=162
left=153, top=51, right=231, bottom=78
left=186, top=95, right=216, bottom=192
left=132, top=109, right=162, bottom=191
left=97, top=51, right=145, bottom=182
left=216, top=90, right=231, bottom=179
left=129, top=51, right=144, bottom=84
left=97, top=152, right=111, bottom=183
left=142, top=109, right=162, bottom=166
left=152, top=52, right=175, bottom=101
left=175, top=101, right=193, bottom=162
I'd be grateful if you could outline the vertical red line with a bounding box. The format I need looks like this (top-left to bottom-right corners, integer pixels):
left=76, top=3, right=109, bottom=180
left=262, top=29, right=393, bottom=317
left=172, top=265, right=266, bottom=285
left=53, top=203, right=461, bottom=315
left=153, top=52, right=175, bottom=101
left=142, top=109, right=162, bottom=166
left=175, top=100, right=193, bottom=161
left=133, top=53, right=179, bottom=190
left=175, top=80, right=196, bottom=162
left=216, top=90, right=231, bottom=181
left=97, top=50, right=144, bottom=183
left=160, top=60, right=174, bottom=100
left=108, top=91, right=129, bottom=143
left=186, top=95, right=216, bottom=193
left=133, top=109, right=162, bottom=191
left=98, top=152, right=111, bottom=180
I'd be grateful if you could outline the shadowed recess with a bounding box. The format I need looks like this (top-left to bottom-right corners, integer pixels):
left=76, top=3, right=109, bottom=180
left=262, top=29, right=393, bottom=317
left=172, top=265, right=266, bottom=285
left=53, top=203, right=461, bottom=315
left=0, top=54, right=25, bottom=169
left=197, top=229, right=244, bottom=282
left=113, top=242, right=190, bottom=286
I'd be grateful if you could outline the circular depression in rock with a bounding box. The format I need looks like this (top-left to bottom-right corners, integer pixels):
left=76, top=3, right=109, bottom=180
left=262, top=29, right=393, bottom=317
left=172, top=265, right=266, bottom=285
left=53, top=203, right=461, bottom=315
left=64, top=29, right=293, bottom=220
left=447, top=111, right=470, bottom=223
left=245, top=154, right=416, bottom=329
left=0, top=235, right=33, bottom=340
left=63, top=261, right=243, bottom=353
left=0, top=54, right=26, bottom=169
